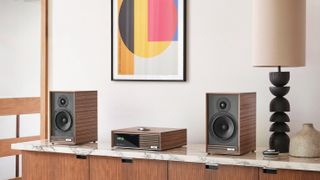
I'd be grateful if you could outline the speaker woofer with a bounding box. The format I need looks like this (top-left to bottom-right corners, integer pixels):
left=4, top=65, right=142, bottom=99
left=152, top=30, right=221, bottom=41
left=211, top=114, right=236, bottom=140
left=55, top=110, right=73, bottom=132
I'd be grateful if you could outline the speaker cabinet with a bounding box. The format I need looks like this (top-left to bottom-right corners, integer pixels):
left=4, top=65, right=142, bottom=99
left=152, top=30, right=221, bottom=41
left=206, top=93, right=256, bottom=155
left=50, top=91, right=97, bottom=145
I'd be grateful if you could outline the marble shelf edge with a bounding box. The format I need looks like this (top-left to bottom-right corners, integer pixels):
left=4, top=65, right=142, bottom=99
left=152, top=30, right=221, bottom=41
left=11, top=140, right=320, bottom=172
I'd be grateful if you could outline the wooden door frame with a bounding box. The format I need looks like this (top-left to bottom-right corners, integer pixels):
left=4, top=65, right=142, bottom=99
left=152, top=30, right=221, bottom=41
left=40, top=0, right=48, bottom=139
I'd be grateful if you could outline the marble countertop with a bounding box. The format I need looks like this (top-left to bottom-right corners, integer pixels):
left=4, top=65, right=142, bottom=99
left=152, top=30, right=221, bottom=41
left=12, top=140, right=320, bottom=172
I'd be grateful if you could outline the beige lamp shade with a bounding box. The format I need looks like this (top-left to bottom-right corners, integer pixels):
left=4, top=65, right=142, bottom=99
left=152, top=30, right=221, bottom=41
left=253, top=0, right=306, bottom=67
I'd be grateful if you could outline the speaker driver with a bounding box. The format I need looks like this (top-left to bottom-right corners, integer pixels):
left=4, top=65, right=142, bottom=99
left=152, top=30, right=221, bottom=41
left=217, top=98, right=231, bottom=111
left=55, top=111, right=73, bottom=132
left=58, top=95, right=69, bottom=107
left=212, top=114, right=235, bottom=140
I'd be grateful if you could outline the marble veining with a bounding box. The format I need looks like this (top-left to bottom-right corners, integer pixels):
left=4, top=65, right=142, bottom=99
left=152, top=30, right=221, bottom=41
left=12, top=140, right=320, bottom=172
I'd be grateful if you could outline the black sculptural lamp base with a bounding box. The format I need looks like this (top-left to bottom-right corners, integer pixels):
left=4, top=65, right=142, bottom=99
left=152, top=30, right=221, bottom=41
left=269, top=67, right=290, bottom=153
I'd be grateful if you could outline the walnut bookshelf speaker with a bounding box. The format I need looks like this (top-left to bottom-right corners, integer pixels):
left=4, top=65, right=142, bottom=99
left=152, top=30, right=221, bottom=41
left=206, top=93, right=256, bottom=155
left=50, top=91, right=97, bottom=145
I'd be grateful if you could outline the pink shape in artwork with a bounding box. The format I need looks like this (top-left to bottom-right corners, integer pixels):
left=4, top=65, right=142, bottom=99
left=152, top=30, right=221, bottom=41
left=148, top=0, right=178, bottom=41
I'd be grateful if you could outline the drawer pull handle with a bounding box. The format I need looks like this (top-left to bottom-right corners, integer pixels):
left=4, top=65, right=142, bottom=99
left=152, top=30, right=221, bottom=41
left=206, top=164, right=219, bottom=170
left=122, top=159, right=133, bottom=163
left=263, top=168, right=277, bottom=174
left=76, top=155, right=87, bottom=159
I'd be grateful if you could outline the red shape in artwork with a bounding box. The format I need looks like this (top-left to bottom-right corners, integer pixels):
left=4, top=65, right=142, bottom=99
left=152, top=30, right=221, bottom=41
left=148, top=0, right=178, bottom=41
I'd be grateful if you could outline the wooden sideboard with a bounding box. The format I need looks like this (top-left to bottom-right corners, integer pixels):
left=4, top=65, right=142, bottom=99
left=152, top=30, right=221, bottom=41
left=22, top=151, right=320, bottom=180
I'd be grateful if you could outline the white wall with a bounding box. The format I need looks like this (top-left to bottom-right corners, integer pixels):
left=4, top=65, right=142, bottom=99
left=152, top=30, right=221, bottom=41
left=49, top=0, right=320, bottom=148
left=0, top=0, right=40, bottom=179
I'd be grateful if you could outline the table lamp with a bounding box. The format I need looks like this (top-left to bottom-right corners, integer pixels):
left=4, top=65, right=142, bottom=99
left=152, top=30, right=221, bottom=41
left=252, top=0, right=306, bottom=153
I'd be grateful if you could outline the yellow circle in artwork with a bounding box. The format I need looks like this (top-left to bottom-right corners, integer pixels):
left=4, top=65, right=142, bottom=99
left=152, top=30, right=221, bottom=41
left=133, top=0, right=172, bottom=58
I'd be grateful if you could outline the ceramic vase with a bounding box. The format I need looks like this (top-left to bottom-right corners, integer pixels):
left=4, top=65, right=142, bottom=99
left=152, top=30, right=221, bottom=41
left=289, top=123, right=320, bottom=158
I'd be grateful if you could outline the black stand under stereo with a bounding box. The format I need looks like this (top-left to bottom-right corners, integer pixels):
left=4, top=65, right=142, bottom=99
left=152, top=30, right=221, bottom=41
left=269, top=67, right=290, bottom=153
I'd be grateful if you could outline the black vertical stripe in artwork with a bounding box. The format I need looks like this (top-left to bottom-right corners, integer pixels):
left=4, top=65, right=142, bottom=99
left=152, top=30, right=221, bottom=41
left=119, top=0, right=134, bottom=53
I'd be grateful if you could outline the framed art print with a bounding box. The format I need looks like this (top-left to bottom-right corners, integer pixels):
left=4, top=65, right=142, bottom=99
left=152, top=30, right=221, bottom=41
left=112, top=0, right=186, bottom=81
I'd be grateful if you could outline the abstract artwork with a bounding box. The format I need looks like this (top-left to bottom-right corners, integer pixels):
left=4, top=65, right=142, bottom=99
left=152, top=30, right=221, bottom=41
left=112, top=0, right=186, bottom=81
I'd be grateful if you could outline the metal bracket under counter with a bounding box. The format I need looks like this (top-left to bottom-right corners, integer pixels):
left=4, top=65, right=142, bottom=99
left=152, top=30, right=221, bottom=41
left=205, top=163, right=219, bottom=170
left=121, top=158, right=134, bottom=163
left=262, top=167, right=278, bottom=174
left=76, top=155, right=88, bottom=159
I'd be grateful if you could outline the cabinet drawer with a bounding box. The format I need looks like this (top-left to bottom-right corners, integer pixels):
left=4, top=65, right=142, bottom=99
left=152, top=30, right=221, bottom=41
left=90, top=156, right=167, bottom=180
left=22, top=151, right=89, bottom=180
left=205, top=165, right=258, bottom=180
left=260, top=168, right=320, bottom=180
left=168, top=161, right=258, bottom=180
left=168, top=161, right=205, bottom=180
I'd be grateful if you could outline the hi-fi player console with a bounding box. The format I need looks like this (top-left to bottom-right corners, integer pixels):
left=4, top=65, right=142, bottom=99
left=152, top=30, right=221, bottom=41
left=112, top=127, right=187, bottom=151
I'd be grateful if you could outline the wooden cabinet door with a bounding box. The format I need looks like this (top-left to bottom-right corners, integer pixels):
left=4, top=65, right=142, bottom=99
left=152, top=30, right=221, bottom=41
left=90, top=156, right=122, bottom=180
left=22, top=151, right=89, bottom=180
left=132, top=159, right=167, bottom=180
left=168, top=161, right=258, bottom=180
left=259, top=168, right=320, bottom=180
left=168, top=161, right=205, bottom=180
left=205, top=165, right=258, bottom=180
left=90, top=156, right=167, bottom=180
